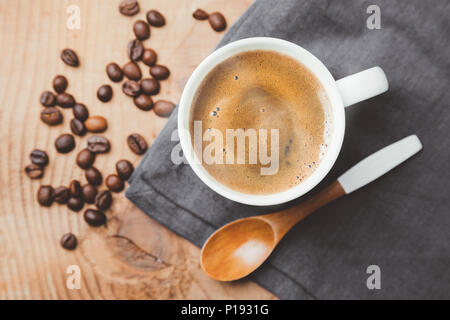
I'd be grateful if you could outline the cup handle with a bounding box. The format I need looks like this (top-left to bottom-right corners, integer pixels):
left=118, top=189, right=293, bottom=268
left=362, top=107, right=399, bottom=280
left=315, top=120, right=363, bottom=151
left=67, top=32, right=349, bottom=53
left=335, top=66, right=389, bottom=107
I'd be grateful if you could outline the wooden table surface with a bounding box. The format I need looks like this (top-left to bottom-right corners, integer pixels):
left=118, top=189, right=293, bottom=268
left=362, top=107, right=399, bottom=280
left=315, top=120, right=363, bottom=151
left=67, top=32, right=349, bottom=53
left=0, top=0, right=276, bottom=299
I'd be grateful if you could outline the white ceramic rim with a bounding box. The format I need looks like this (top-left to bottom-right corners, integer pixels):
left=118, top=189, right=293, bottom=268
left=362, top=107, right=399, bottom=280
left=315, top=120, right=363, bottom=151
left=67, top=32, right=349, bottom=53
left=178, top=37, right=345, bottom=206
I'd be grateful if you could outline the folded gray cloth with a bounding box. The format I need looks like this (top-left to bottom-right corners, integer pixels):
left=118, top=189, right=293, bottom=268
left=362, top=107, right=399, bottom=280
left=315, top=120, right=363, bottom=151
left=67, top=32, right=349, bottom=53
left=126, top=0, right=450, bottom=299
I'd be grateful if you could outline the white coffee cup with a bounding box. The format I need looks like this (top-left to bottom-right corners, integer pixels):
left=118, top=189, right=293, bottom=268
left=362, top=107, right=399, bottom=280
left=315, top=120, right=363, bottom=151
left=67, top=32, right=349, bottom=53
left=178, top=37, right=388, bottom=206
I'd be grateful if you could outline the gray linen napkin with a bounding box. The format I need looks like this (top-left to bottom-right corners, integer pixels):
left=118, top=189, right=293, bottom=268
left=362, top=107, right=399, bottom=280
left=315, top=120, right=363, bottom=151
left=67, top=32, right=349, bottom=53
left=126, top=0, right=450, bottom=299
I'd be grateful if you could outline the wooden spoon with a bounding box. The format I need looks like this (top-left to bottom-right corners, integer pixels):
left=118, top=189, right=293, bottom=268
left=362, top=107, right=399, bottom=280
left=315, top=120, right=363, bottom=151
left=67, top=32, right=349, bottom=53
left=201, top=135, right=422, bottom=281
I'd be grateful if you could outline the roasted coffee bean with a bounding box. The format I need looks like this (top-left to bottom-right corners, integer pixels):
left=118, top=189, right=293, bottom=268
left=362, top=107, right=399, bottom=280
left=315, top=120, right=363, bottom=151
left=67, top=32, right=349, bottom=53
left=61, top=48, right=79, bottom=67
left=106, top=63, right=124, bottom=82
left=53, top=186, right=70, bottom=204
left=133, top=20, right=150, bottom=40
left=69, top=180, right=82, bottom=198
left=60, top=233, right=77, bottom=250
left=133, top=94, right=153, bottom=111
left=105, top=174, right=124, bottom=193
left=150, top=65, right=170, bottom=80
left=82, top=184, right=97, bottom=204
left=122, top=80, right=141, bottom=97
left=85, top=166, right=103, bottom=186
left=70, top=118, right=87, bottom=136
left=123, top=62, right=142, bottom=80
left=25, top=163, right=44, bottom=179
left=84, top=209, right=107, bottom=227
left=53, top=75, right=68, bottom=93
left=146, top=10, right=165, bottom=27
left=37, top=185, right=54, bottom=207
left=193, top=9, right=209, bottom=20
left=41, top=107, right=63, bottom=126
left=41, top=107, right=63, bottom=125
left=97, top=85, right=113, bottom=102
left=140, top=78, right=159, bottom=95
left=127, top=39, right=144, bottom=62
left=154, top=100, right=175, bottom=118
left=87, top=136, right=111, bottom=154
left=40, top=91, right=56, bottom=107
left=30, top=149, right=49, bottom=167
left=142, top=48, right=157, bottom=66
left=55, top=134, right=75, bottom=153
left=127, top=133, right=148, bottom=155
left=76, top=148, right=95, bottom=169
left=116, top=160, right=134, bottom=181
left=56, top=92, right=76, bottom=108
left=73, top=103, right=89, bottom=121
left=208, top=12, right=227, bottom=32
left=119, top=0, right=139, bottom=16
left=95, top=190, right=112, bottom=211
left=85, top=116, right=107, bottom=133
left=67, top=197, right=84, bottom=212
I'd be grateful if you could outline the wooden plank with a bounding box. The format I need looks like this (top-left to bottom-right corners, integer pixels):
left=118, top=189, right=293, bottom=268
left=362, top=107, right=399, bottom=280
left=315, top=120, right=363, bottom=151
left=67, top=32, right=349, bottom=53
left=0, top=0, right=276, bottom=299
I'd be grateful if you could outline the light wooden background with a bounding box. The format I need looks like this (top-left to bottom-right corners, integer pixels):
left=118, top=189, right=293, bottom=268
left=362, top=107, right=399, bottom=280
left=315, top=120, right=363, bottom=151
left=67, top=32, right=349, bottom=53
left=0, top=0, right=277, bottom=299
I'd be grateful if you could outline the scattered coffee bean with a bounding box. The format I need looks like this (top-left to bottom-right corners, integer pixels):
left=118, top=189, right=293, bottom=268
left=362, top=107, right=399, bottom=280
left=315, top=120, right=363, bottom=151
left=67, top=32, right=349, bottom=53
left=122, top=80, right=141, bottom=97
left=84, top=209, right=107, bottom=227
left=123, top=61, right=142, bottom=80
left=82, top=184, right=98, bottom=204
left=150, top=65, right=170, bottom=80
left=134, top=94, right=153, bottom=110
left=106, top=63, right=124, bottom=82
left=41, top=107, right=63, bottom=125
left=53, top=186, right=70, bottom=204
left=95, top=190, right=113, bottom=211
left=133, top=20, right=150, bottom=40
left=30, top=149, right=49, bottom=167
left=119, top=0, right=139, bottom=16
left=87, top=136, right=111, bottom=154
left=140, top=78, right=159, bottom=95
left=105, top=174, right=124, bottom=193
left=61, top=48, right=79, bottom=67
left=56, top=92, right=76, bottom=108
left=116, top=160, right=134, bottom=181
left=127, top=133, right=148, bottom=155
left=60, top=233, right=77, bottom=250
left=69, top=180, right=82, bottom=198
left=85, top=116, right=108, bottom=133
left=97, top=85, right=113, bottom=102
left=154, top=100, right=175, bottom=118
left=193, top=9, right=209, bottom=20
left=208, top=12, right=227, bottom=32
left=70, top=118, right=87, bottom=136
left=37, top=185, right=54, bottom=207
left=127, top=39, right=144, bottom=62
left=85, top=166, right=103, bottom=186
left=53, top=75, right=68, bottom=93
left=40, top=91, right=56, bottom=107
left=25, top=163, right=44, bottom=179
left=55, top=134, right=75, bottom=153
left=67, top=196, right=84, bottom=212
left=142, top=48, right=157, bottom=66
left=73, top=103, right=89, bottom=121
left=146, top=10, right=165, bottom=27
left=76, top=148, right=96, bottom=169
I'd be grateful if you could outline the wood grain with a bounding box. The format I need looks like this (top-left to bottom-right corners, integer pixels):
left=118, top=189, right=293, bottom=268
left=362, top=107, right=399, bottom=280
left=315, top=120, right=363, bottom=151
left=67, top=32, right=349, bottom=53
left=0, top=0, right=276, bottom=300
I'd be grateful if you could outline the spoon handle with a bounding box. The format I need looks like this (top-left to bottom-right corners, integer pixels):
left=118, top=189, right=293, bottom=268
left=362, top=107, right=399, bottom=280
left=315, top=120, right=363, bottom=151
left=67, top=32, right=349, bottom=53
left=266, top=135, right=423, bottom=240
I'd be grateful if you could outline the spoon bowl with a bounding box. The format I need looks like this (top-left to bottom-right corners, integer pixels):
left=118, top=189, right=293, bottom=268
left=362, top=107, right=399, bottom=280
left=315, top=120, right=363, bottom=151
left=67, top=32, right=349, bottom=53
left=200, top=218, right=275, bottom=281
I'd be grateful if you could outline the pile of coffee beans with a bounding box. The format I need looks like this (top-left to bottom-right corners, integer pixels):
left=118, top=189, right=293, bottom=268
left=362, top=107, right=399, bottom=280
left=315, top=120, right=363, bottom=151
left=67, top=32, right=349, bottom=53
left=114, top=1, right=177, bottom=116
left=192, top=9, right=227, bottom=32
left=28, top=1, right=224, bottom=251
left=29, top=46, right=141, bottom=251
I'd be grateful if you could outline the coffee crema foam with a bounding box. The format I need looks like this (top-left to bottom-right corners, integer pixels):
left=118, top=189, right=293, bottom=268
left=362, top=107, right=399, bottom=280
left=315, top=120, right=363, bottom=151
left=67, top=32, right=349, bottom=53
left=190, top=50, right=332, bottom=195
